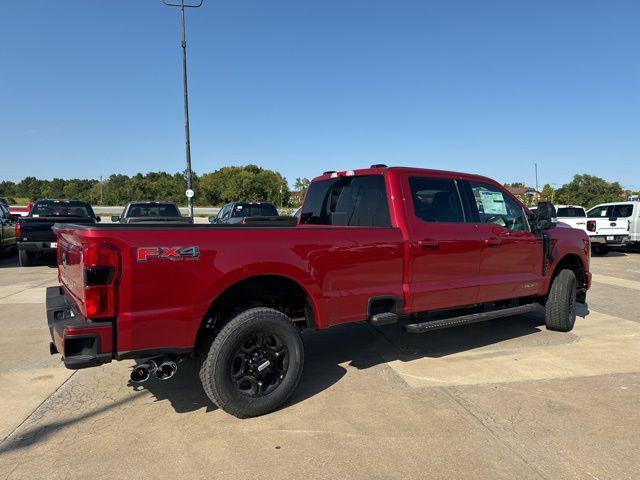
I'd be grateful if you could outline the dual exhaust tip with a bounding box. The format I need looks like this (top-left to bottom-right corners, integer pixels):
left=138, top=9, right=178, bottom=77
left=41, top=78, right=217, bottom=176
left=130, top=357, right=178, bottom=384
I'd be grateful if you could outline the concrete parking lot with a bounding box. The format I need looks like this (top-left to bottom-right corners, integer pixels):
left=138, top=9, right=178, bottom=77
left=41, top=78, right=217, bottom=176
left=0, top=250, right=639, bottom=480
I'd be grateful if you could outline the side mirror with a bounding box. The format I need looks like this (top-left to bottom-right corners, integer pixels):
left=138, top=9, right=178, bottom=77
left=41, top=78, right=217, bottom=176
left=95, top=216, right=101, bottom=222
left=532, top=201, right=557, bottom=230
left=111, top=215, right=120, bottom=223
left=208, top=216, right=217, bottom=223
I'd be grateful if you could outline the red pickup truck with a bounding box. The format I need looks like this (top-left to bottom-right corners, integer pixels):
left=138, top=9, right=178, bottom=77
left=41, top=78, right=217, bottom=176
left=47, top=166, right=591, bottom=417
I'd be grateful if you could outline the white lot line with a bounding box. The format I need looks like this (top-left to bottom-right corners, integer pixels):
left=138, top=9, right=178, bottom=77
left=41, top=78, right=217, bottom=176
left=592, top=273, right=640, bottom=291
left=382, top=309, right=640, bottom=388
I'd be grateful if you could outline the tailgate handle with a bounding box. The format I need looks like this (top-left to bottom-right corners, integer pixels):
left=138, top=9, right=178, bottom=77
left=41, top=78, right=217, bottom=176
left=485, top=237, right=502, bottom=247
left=417, top=239, right=440, bottom=249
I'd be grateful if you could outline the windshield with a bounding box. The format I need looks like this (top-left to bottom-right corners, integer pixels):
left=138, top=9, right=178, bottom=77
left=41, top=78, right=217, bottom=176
left=231, top=204, right=278, bottom=218
left=556, top=207, right=586, bottom=217
left=127, top=203, right=181, bottom=218
left=30, top=201, right=94, bottom=217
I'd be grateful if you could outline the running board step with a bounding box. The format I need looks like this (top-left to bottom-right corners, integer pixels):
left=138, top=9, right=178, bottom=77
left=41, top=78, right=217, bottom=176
left=403, top=304, right=536, bottom=334
left=370, top=312, right=399, bottom=326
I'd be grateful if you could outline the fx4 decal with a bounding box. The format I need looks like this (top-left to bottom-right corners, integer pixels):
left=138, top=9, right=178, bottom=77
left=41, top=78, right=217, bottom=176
left=137, top=246, right=200, bottom=262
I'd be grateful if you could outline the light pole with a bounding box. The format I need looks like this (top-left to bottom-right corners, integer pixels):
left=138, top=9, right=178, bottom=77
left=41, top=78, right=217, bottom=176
left=162, top=0, right=203, bottom=219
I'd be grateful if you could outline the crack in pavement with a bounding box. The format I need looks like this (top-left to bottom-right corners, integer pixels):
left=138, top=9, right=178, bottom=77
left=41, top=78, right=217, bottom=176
left=441, top=386, right=550, bottom=480
left=0, top=371, right=76, bottom=446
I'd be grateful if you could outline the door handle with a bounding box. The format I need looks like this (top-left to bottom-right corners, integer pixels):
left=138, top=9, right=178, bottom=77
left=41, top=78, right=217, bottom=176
left=417, top=239, right=440, bottom=249
left=485, top=237, right=502, bottom=247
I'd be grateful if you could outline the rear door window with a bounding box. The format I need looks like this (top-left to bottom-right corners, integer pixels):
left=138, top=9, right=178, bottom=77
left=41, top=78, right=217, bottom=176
left=611, top=204, right=634, bottom=218
left=408, top=177, right=465, bottom=223
left=300, top=175, right=390, bottom=227
left=588, top=204, right=634, bottom=218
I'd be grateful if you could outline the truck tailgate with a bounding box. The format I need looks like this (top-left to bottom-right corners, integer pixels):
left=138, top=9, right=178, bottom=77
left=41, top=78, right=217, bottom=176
left=590, top=218, right=629, bottom=236
left=57, top=232, right=86, bottom=307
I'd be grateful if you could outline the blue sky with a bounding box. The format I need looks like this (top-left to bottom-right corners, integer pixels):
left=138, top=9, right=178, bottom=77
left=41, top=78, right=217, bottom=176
left=1, top=0, right=638, bottom=190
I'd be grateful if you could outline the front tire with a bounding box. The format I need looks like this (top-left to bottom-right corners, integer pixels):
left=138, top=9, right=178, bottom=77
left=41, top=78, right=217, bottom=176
left=544, top=269, right=577, bottom=332
left=199, top=307, right=304, bottom=418
left=591, top=244, right=610, bottom=256
left=18, top=249, right=33, bottom=267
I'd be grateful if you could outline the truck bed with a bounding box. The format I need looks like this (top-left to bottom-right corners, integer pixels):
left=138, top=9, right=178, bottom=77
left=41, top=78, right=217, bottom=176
left=53, top=222, right=405, bottom=358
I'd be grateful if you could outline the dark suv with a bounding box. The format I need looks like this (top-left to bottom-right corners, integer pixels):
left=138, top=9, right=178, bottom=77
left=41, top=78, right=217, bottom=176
left=112, top=201, right=191, bottom=224
left=209, top=202, right=279, bottom=224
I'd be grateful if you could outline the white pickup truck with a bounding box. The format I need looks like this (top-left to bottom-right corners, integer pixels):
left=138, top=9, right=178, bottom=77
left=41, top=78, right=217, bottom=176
left=555, top=205, right=589, bottom=232
left=586, top=202, right=636, bottom=255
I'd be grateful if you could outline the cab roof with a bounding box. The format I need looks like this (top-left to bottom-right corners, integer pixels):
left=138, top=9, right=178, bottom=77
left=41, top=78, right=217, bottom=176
left=312, top=166, right=500, bottom=185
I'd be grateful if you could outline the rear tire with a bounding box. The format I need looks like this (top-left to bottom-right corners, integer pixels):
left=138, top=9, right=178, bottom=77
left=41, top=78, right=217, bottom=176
left=591, top=244, right=610, bottom=256
left=18, top=249, right=33, bottom=267
left=199, top=307, right=304, bottom=418
left=544, top=269, right=577, bottom=332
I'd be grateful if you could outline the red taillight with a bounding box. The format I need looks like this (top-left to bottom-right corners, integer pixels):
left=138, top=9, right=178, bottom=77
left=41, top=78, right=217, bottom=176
left=14, top=222, right=21, bottom=238
left=587, top=220, right=596, bottom=232
left=84, top=286, right=117, bottom=319
left=82, top=244, right=120, bottom=319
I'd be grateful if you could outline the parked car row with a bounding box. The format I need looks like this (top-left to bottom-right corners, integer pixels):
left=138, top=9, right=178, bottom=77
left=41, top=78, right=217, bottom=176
left=547, top=202, right=639, bottom=255
left=7, top=198, right=296, bottom=266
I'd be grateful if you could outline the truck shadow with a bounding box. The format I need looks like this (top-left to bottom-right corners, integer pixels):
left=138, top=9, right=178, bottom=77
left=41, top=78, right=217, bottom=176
left=0, top=251, right=57, bottom=269
left=0, top=250, right=18, bottom=268
left=127, top=358, right=218, bottom=414
left=130, top=305, right=589, bottom=415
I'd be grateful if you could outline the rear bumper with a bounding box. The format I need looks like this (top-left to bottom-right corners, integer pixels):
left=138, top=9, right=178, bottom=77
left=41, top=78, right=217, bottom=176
left=589, top=235, right=629, bottom=246
left=19, top=241, right=57, bottom=253
left=46, top=286, right=113, bottom=369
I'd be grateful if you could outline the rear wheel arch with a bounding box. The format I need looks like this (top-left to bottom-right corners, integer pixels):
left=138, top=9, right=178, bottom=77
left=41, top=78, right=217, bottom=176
left=194, top=274, right=318, bottom=355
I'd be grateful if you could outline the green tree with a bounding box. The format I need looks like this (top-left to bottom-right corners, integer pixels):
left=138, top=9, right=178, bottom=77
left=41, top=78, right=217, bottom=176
left=0, top=181, right=17, bottom=198
left=294, top=177, right=310, bottom=191
left=16, top=177, right=44, bottom=201
left=554, top=174, right=623, bottom=208
left=540, top=184, right=554, bottom=202
left=200, top=165, right=289, bottom=206
left=41, top=178, right=67, bottom=199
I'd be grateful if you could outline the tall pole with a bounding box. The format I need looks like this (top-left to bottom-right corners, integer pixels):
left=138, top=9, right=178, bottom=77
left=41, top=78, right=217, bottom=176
left=163, top=0, right=203, bottom=219
left=535, top=163, right=539, bottom=193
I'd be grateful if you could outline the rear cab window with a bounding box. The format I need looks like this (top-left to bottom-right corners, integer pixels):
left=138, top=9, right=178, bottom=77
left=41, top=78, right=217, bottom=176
left=128, top=203, right=181, bottom=218
left=556, top=207, right=586, bottom=217
left=300, top=175, right=390, bottom=227
left=30, top=200, right=94, bottom=218
left=232, top=203, right=278, bottom=217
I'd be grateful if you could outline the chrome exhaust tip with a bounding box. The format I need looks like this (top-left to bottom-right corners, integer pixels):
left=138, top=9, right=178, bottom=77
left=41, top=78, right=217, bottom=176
left=130, top=361, right=158, bottom=384
left=155, top=360, right=178, bottom=381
